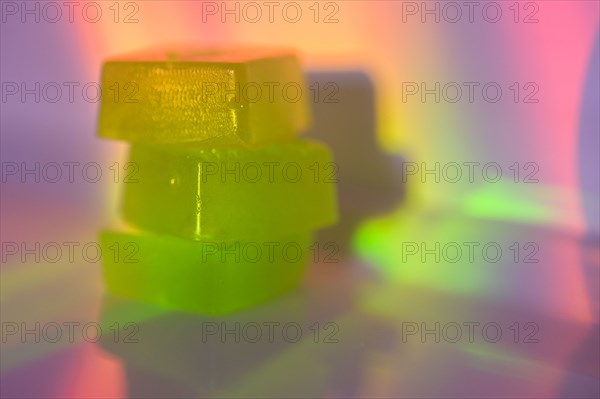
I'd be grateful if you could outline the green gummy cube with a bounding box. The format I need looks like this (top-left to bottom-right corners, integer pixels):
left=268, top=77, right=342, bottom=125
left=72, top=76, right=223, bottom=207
left=100, top=229, right=312, bottom=315
left=97, top=46, right=310, bottom=145
left=122, top=139, right=338, bottom=240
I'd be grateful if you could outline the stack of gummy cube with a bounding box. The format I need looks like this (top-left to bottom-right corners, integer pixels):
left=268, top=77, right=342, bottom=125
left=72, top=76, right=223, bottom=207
left=97, top=47, right=338, bottom=315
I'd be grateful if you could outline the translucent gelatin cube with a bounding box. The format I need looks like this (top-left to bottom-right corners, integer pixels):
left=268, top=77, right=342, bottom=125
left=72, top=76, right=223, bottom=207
left=122, top=139, right=338, bottom=240
left=97, top=46, right=310, bottom=145
left=100, top=229, right=312, bottom=315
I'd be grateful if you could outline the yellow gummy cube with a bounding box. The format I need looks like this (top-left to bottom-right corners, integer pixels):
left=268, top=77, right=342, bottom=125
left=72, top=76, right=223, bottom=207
left=121, top=139, right=338, bottom=240
left=97, top=46, right=310, bottom=145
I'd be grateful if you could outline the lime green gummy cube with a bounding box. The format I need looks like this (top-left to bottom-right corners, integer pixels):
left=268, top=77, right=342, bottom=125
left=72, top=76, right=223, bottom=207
left=97, top=46, right=310, bottom=145
left=122, top=139, right=338, bottom=240
left=100, top=229, right=312, bottom=315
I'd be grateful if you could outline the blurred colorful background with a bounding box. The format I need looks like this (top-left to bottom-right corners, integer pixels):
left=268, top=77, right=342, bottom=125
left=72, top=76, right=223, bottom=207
left=1, top=1, right=599, bottom=398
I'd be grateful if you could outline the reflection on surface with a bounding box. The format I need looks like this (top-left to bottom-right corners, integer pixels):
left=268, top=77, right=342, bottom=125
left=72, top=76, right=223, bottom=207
left=355, top=209, right=596, bottom=322
left=98, top=260, right=396, bottom=398
left=1, top=219, right=598, bottom=398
